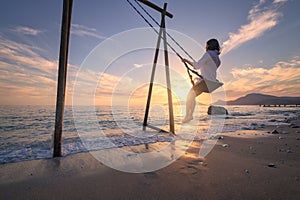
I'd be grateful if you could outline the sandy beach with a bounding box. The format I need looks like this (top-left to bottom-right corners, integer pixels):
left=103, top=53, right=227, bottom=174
left=1, top=119, right=300, bottom=200
left=1, top=0, right=300, bottom=199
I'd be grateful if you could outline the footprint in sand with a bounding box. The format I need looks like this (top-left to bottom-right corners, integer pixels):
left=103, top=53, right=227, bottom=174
left=144, top=171, right=158, bottom=178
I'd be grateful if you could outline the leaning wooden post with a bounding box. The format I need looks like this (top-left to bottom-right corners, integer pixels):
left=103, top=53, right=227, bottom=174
left=161, top=3, right=175, bottom=134
left=53, top=0, right=73, bottom=157
left=142, top=9, right=164, bottom=129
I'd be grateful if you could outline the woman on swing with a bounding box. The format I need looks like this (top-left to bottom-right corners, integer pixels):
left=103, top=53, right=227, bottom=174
left=181, top=38, right=221, bottom=123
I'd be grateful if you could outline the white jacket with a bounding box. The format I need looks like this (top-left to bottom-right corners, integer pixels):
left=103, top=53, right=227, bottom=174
left=192, top=50, right=220, bottom=81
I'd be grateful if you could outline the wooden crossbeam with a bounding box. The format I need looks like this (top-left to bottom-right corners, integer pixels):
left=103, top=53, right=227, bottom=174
left=137, top=0, right=173, bottom=18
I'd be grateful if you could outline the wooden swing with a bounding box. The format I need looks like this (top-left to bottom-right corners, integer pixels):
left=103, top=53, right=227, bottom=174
left=182, top=59, right=223, bottom=96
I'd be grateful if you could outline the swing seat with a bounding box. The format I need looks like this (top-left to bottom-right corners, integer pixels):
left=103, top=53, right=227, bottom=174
left=193, top=79, right=223, bottom=96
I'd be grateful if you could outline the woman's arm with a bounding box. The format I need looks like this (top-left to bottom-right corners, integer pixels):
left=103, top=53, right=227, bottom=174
left=182, top=53, right=209, bottom=70
left=193, top=52, right=209, bottom=70
left=181, top=58, right=194, bottom=67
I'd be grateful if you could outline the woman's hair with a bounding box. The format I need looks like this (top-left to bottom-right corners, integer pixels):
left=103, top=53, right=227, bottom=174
left=206, top=38, right=220, bottom=52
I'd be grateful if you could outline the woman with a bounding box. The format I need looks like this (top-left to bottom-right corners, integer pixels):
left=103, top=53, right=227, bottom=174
left=181, top=38, right=221, bottom=123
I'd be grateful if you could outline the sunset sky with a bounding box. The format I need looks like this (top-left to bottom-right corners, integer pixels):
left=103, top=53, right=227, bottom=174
left=0, top=0, right=300, bottom=105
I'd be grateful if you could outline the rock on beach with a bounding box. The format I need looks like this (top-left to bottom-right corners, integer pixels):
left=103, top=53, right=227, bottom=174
left=207, top=106, right=228, bottom=115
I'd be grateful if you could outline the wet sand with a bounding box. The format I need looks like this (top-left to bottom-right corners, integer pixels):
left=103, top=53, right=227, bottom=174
left=0, top=120, right=300, bottom=199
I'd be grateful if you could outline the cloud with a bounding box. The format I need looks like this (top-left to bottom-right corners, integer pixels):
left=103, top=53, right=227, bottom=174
left=0, top=36, right=57, bottom=75
left=0, top=36, right=74, bottom=104
left=273, top=0, right=288, bottom=4
left=133, top=63, right=143, bottom=68
left=71, top=24, right=107, bottom=39
left=0, top=34, right=137, bottom=105
left=12, top=26, right=44, bottom=36
left=225, top=56, right=300, bottom=98
left=222, top=0, right=287, bottom=55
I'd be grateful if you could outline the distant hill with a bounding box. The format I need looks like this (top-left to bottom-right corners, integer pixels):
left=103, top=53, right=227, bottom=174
left=215, top=93, right=300, bottom=105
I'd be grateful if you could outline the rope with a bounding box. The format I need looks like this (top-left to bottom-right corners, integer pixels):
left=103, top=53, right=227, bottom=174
left=133, top=0, right=196, bottom=62
left=126, top=0, right=202, bottom=85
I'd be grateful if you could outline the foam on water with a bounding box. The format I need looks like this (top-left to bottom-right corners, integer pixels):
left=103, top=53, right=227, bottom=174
left=0, top=105, right=299, bottom=164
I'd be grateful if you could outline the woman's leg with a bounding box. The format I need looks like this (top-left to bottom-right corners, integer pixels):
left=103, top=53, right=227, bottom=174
left=188, top=91, right=196, bottom=117
left=182, top=88, right=196, bottom=123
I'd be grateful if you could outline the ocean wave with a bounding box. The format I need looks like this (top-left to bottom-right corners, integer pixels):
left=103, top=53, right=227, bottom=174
left=1, top=105, right=300, bottom=164
left=230, top=112, right=254, bottom=116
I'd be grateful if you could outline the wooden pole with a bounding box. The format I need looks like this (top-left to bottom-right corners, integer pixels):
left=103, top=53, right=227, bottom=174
left=53, top=0, right=73, bottom=157
left=143, top=9, right=164, bottom=129
left=161, top=3, right=175, bottom=134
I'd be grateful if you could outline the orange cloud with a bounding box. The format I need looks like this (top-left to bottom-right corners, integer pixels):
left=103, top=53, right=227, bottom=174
left=225, top=56, right=300, bottom=99
left=0, top=36, right=74, bottom=105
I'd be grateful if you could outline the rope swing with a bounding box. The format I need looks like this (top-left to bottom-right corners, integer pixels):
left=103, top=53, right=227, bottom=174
left=126, top=0, right=223, bottom=95
left=126, top=0, right=223, bottom=134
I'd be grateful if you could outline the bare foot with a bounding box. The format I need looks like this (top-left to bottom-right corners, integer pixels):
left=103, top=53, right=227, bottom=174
left=182, top=116, right=193, bottom=123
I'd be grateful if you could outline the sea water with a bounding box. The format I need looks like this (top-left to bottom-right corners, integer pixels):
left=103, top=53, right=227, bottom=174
left=0, top=105, right=299, bottom=164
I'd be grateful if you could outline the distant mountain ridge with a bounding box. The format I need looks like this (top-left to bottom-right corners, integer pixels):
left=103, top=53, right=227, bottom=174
left=216, top=93, right=300, bottom=105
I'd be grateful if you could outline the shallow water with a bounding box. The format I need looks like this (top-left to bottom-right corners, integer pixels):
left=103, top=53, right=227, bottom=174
left=0, top=105, right=299, bottom=164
